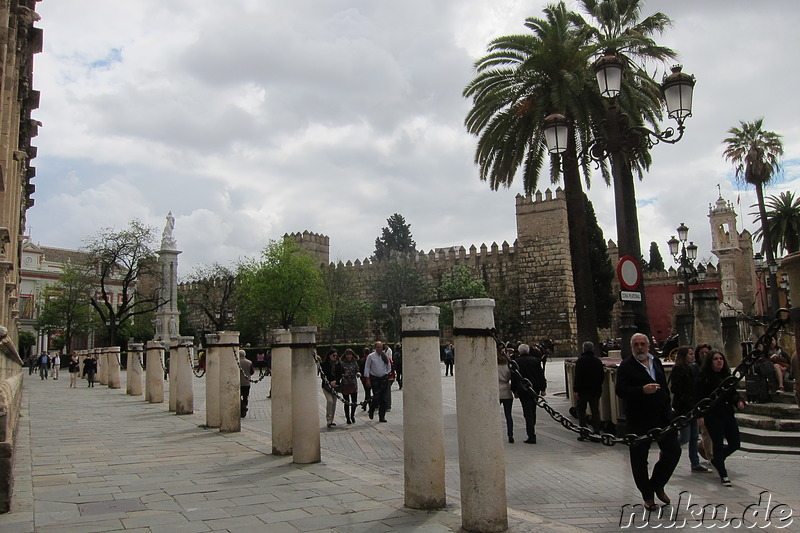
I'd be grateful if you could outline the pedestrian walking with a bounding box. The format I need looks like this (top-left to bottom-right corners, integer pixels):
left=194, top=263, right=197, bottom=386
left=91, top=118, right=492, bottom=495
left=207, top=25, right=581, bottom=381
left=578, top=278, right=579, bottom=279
left=697, top=350, right=744, bottom=487
left=52, top=353, right=61, bottom=380
left=573, top=341, right=604, bottom=440
left=68, top=353, right=80, bottom=388
left=443, top=344, right=454, bottom=376
left=239, top=350, right=254, bottom=418
left=38, top=352, right=50, bottom=380
left=510, top=343, right=546, bottom=444
left=615, top=333, right=680, bottom=511
left=497, top=348, right=514, bottom=443
left=339, top=349, right=360, bottom=424
left=83, top=354, right=97, bottom=387
left=320, top=350, right=342, bottom=428
left=364, top=341, right=392, bottom=422
left=669, top=346, right=709, bottom=472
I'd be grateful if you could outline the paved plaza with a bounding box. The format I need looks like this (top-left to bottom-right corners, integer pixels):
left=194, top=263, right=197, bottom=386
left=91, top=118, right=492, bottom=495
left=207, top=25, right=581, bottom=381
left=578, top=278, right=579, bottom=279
left=1, top=360, right=798, bottom=532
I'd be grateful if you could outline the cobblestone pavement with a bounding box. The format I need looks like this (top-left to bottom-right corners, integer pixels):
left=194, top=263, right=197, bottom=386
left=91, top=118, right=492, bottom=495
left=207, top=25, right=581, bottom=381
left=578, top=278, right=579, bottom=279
left=1, top=360, right=798, bottom=532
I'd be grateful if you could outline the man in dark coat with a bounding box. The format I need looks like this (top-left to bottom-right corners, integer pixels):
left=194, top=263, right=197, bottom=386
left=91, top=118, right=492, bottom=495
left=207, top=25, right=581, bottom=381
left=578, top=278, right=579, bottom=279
left=616, top=332, right=681, bottom=510
left=573, top=341, right=604, bottom=439
left=511, top=343, right=547, bottom=444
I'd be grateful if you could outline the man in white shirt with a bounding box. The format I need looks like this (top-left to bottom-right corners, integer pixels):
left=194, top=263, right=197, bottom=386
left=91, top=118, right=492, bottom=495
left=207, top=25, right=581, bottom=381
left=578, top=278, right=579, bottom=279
left=364, top=341, right=392, bottom=422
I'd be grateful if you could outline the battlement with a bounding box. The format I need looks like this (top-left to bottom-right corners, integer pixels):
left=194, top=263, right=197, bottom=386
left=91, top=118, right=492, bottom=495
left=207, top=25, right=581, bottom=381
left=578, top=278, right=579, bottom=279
left=284, top=231, right=330, bottom=265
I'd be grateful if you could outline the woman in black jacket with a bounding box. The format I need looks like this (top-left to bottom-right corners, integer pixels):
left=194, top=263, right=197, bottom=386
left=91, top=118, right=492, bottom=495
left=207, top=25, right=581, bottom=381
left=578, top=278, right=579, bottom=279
left=669, top=346, right=709, bottom=472
left=320, top=350, right=342, bottom=428
left=697, top=350, right=745, bottom=486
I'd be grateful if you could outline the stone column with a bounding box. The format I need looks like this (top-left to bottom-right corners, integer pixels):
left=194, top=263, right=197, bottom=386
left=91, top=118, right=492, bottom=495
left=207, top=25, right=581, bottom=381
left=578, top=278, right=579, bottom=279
left=97, top=347, right=107, bottom=386
left=127, top=343, right=144, bottom=396
left=145, top=341, right=165, bottom=403
left=452, top=298, right=507, bottom=533
left=291, top=326, right=320, bottom=464
left=271, top=329, right=292, bottom=455
left=205, top=333, right=221, bottom=428
left=401, top=306, right=445, bottom=510
left=107, top=346, right=121, bottom=389
left=174, top=337, right=194, bottom=415
left=216, top=331, right=241, bottom=432
left=168, top=346, right=177, bottom=412
left=692, top=288, right=724, bottom=354
left=781, top=253, right=800, bottom=369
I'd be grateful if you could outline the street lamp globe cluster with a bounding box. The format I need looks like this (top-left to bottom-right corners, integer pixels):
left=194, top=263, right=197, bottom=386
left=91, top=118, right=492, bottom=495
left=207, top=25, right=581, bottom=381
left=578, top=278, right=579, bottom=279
left=667, top=222, right=705, bottom=311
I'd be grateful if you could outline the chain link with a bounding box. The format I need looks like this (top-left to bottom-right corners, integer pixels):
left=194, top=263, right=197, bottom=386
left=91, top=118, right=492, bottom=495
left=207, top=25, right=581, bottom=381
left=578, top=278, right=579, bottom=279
left=493, top=309, right=791, bottom=447
left=232, top=347, right=270, bottom=384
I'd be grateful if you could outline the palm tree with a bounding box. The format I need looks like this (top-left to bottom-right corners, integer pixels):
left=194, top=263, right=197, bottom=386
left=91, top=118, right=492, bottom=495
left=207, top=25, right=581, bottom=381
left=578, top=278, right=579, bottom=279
left=722, top=118, right=784, bottom=314
left=577, top=0, right=678, bottom=337
left=753, top=191, right=800, bottom=256
left=463, top=2, right=601, bottom=345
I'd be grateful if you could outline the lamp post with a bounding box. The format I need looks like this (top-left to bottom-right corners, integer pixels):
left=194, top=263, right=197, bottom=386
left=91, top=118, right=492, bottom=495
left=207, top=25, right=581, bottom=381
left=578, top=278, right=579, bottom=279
left=544, top=50, right=696, bottom=340
left=668, top=223, right=701, bottom=311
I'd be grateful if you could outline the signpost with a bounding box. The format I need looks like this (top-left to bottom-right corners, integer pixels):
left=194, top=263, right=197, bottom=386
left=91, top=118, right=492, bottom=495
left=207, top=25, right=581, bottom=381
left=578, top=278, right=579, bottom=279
left=616, top=256, right=642, bottom=358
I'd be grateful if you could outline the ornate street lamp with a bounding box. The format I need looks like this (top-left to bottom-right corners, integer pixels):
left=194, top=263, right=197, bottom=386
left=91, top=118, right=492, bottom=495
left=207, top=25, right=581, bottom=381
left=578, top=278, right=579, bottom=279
left=543, top=49, right=696, bottom=344
left=668, top=223, right=701, bottom=312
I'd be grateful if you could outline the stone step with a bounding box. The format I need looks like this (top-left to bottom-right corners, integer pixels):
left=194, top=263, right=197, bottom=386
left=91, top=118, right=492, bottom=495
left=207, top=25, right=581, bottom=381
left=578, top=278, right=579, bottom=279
left=737, top=385, right=797, bottom=405
left=740, top=402, right=800, bottom=419
left=739, top=441, right=800, bottom=456
left=738, top=426, right=800, bottom=449
left=735, top=413, right=800, bottom=431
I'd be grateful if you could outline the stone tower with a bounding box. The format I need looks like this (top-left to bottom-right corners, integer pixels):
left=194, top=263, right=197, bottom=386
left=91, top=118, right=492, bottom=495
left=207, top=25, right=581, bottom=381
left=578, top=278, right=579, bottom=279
left=514, top=189, right=577, bottom=353
left=155, top=212, right=181, bottom=341
left=708, top=195, right=755, bottom=317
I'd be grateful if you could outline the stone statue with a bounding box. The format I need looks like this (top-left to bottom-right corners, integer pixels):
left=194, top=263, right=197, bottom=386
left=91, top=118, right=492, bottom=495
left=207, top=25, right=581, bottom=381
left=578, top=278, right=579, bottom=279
left=169, top=316, right=177, bottom=338
left=161, top=211, right=177, bottom=249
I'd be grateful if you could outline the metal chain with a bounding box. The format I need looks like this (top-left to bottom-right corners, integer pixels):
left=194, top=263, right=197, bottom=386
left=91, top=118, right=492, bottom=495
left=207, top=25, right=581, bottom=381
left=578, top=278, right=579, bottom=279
left=233, top=347, right=270, bottom=384
left=492, top=309, right=790, bottom=447
left=313, top=347, right=362, bottom=407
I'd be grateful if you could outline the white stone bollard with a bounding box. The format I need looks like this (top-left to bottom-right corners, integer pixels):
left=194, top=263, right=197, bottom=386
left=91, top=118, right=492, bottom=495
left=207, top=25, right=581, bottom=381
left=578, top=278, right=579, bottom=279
left=401, top=306, right=446, bottom=509
left=97, top=347, right=107, bottom=385
left=271, top=329, right=292, bottom=456
left=217, top=332, right=241, bottom=433
left=453, top=298, right=508, bottom=533
left=205, top=334, right=221, bottom=428
left=145, top=341, right=165, bottom=403
left=107, top=346, right=121, bottom=389
left=168, top=345, right=177, bottom=412
left=127, top=343, right=144, bottom=396
left=174, top=337, right=194, bottom=415
left=291, top=326, right=320, bottom=464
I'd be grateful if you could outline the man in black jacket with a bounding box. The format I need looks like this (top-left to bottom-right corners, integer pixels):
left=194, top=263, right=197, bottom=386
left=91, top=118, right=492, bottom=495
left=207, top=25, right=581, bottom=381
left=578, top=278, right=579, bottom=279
left=511, top=344, right=547, bottom=444
left=573, top=341, right=604, bottom=439
left=616, top=333, right=681, bottom=511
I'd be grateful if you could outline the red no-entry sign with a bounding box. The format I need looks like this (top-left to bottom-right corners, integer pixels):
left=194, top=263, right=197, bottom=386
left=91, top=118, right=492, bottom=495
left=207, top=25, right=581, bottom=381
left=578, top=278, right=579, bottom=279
left=617, top=255, right=642, bottom=291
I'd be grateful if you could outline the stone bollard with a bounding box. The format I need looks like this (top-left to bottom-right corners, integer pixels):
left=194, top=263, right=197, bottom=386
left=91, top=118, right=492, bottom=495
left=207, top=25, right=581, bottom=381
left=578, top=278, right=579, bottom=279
left=127, top=343, right=144, bottom=396
left=145, top=341, right=165, bottom=403
left=97, top=347, right=107, bottom=386
left=205, top=333, right=221, bottom=428
left=401, top=306, right=446, bottom=510
left=291, top=326, right=320, bottom=464
left=174, top=337, right=194, bottom=415
left=107, top=346, right=122, bottom=389
left=217, top=332, right=241, bottom=433
left=271, top=329, right=292, bottom=456
left=168, top=346, right=177, bottom=412
left=452, top=298, right=508, bottom=533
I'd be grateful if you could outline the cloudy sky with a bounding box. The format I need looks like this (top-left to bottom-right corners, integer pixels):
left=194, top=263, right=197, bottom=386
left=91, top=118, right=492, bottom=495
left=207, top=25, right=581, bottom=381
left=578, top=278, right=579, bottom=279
left=27, top=0, right=799, bottom=276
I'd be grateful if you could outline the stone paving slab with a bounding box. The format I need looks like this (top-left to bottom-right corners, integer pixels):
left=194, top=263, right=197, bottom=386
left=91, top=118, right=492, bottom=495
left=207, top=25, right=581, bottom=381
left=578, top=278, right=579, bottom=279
left=1, top=361, right=798, bottom=532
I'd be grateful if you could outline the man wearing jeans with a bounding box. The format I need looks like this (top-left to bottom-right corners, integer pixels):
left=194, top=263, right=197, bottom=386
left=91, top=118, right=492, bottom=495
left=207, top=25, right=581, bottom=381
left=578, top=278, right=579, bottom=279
left=364, top=341, right=392, bottom=423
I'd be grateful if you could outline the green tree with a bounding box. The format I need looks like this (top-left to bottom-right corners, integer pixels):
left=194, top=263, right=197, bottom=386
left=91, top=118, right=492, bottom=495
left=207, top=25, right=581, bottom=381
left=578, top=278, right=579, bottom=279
left=83, top=219, right=165, bottom=346
left=647, top=241, right=665, bottom=272
left=374, top=213, right=417, bottom=261
left=372, top=261, right=430, bottom=342
left=18, top=330, right=36, bottom=360
left=584, top=194, right=615, bottom=329
left=753, top=191, right=800, bottom=256
left=236, top=239, right=326, bottom=341
left=463, top=2, right=600, bottom=344
left=182, top=262, right=238, bottom=332
left=723, top=118, right=783, bottom=312
left=35, top=262, right=95, bottom=353
left=321, top=263, right=370, bottom=343
left=436, top=265, right=489, bottom=327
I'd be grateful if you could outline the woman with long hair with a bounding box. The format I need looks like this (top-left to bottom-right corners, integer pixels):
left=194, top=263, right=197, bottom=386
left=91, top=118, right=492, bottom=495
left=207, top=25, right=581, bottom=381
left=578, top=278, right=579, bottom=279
left=497, top=349, right=514, bottom=443
left=669, top=346, right=708, bottom=472
left=339, top=349, right=361, bottom=424
left=697, top=350, right=745, bottom=486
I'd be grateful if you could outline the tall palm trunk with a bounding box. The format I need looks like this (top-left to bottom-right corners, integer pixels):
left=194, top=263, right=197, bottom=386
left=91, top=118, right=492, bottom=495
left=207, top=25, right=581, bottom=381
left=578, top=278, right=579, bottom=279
left=563, top=125, right=598, bottom=346
left=756, top=182, right=780, bottom=316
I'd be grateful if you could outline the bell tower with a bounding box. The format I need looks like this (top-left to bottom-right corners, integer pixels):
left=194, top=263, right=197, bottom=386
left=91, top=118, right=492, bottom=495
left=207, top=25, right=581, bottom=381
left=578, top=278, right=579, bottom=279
left=708, top=195, right=743, bottom=317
